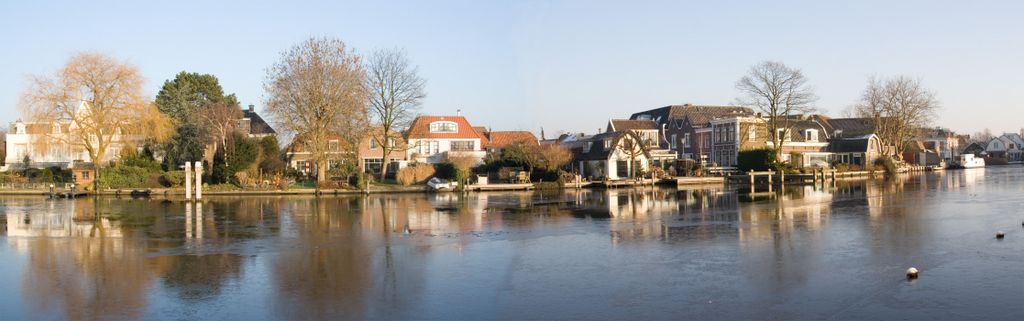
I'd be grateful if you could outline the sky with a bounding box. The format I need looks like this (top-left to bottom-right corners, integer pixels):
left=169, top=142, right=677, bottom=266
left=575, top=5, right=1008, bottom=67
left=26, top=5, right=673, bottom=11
left=2, top=0, right=1023, bottom=137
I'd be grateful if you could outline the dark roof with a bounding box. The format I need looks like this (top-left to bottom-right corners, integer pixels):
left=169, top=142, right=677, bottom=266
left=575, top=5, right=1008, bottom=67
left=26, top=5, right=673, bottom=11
left=608, top=119, right=658, bottom=132
left=786, top=119, right=830, bottom=143
left=830, top=135, right=874, bottom=153
left=243, top=109, right=276, bottom=135
left=572, top=131, right=649, bottom=161
left=630, top=104, right=753, bottom=126
left=813, top=116, right=874, bottom=137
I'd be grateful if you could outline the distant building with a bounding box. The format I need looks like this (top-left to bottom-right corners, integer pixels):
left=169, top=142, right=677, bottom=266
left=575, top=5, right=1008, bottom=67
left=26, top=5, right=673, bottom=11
left=573, top=130, right=651, bottom=180
left=985, top=133, right=1024, bottom=162
left=629, top=104, right=754, bottom=162
left=480, top=130, right=538, bottom=154
left=237, top=105, right=277, bottom=139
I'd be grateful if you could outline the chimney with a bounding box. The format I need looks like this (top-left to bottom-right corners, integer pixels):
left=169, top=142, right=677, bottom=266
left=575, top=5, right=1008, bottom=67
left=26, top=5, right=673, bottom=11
left=457, top=109, right=462, bottom=116
left=248, top=104, right=255, bottom=112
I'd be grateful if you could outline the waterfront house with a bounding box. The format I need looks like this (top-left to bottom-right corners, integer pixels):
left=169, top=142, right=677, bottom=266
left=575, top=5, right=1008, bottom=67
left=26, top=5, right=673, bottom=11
left=829, top=134, right=883, bottom=166
left=286, top=129, right=407, bottom=176
left=606, top=119, right=677, bottom=170
left=914, top=127, right=960, bottom=163
left=4, top=101, right=142, bottom=170
left=405, top=114, right=486, bottom=165
left=573, top=130, right=651, bottom=180
left=480, top=130, right=538, bottom=155
left=961, top=141, right=986, bottom=157
left=985, top=133, right=1024, bottom=162
left=629, top=104, right=753, bottom=163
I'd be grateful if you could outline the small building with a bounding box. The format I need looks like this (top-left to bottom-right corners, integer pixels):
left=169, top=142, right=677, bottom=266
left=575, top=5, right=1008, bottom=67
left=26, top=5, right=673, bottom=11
left=985, top=133, right=1024, bottom=162
left=237, top=105, right=277, bottom=139
left=72, top=162, right=96, bottom=188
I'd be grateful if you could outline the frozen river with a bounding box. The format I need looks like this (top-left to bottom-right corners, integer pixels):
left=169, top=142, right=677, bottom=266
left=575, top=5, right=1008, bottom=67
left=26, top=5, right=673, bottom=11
left=0, top=167, right=1021, bottom=320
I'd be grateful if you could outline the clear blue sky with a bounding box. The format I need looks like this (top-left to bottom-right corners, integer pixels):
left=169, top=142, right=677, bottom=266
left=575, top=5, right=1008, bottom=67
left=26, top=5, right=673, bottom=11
left=2, top=0, right=1022, bottom=137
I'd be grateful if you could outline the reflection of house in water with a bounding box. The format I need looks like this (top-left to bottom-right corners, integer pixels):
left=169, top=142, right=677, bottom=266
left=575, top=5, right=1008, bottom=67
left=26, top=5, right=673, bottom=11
left=737, top=186, right=834, bottom=243
left=6, top=198, right=123, bottom=238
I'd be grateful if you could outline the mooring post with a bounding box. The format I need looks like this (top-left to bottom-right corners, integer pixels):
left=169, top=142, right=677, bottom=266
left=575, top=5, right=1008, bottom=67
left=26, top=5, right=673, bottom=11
left=749, top=170, right=754, bottom=185
left=194, top=161, right=203, bottom=200
left=48, top=184, right=54, bottom=197
left=768, top=171, right=773, bottom=185
left=185, top=162, right=192, bottom=200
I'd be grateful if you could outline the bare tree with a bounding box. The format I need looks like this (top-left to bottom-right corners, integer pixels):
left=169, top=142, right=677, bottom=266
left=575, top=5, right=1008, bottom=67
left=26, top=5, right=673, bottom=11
left=615, top=131, right=647, bottom=178
left=264, top=37, right=368, bottom=184
left=194, top=102, right=243, bottom=152
left=366, top=48, right=426, bottom=179
left=20, top=52, right=150, bottom=190
left=736, top=61, right=817, bottom=161
left=973, top=128, right=993, bottom=143
left=853, top=76, right=938, bottom=158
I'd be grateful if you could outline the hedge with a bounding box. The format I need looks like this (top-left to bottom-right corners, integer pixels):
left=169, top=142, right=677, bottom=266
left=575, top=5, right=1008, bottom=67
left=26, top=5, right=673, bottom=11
left=737, top=149, right=777, bottom=172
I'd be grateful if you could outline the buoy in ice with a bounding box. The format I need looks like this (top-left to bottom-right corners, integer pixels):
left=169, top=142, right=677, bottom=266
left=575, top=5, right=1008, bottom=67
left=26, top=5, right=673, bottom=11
left=996, top=231, right=1005, bottom=239
left=906, top=267, right=919, bottom=279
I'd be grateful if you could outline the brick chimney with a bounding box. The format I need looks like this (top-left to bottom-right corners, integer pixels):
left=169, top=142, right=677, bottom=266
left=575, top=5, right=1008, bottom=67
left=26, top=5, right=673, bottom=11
left=248, top=104, right=255, bottom=112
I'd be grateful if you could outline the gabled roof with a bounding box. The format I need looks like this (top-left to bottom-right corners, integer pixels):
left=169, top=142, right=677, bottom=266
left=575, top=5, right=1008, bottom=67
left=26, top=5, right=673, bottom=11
left=830, top=134, right=877, bottom=153
left=485, top=131, right=538, bottom=148
left=630, top=104, right=754, bottom=126
left=608, top=119, right=658, bottom=132
left=242, top=108, right=276, bottom=135
left=572, top=131, right=650, bottom=161
left=406, top=115, right=485, bottom=140
left=813, top=116, right=874, bottom=137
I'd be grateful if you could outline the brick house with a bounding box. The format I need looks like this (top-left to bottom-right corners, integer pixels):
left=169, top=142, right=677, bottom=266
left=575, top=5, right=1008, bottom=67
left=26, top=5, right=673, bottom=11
left=628, top=104, right=753, bottom=163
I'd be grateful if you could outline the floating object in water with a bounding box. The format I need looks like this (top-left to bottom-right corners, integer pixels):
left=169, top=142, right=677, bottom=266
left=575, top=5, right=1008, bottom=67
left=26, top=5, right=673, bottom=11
left=906, top=267, right=919, bottom=279
left=996, top=231, right=1005, bottom=239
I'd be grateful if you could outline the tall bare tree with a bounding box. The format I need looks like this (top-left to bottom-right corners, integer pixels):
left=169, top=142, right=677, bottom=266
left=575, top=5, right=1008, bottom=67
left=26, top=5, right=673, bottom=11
left=194, top=102, right=243, bottom=153
left=853, top=76, right=938, bottom=158
left=264, top=37, right=368, bottom=184
left=366, top=48, right=426, bottom=179
left=616, top=131, right=647, bottom=178
left=20, top=52, right=150, bottom=190
left=736, top=61, right=817, bottom=161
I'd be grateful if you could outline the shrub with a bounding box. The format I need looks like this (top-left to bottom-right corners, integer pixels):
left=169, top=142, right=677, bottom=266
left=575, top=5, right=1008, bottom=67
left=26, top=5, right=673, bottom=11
left=159, top=170, right=186, bottom=187
left=874, top=157, right=897, bottom=175
left=99, top=165, right=162, bottom=189
left=737, top=149, right=777, bottom=172
left=396, top=163, right=436, bottom=186
left=833, top=163, right=850, bottom=173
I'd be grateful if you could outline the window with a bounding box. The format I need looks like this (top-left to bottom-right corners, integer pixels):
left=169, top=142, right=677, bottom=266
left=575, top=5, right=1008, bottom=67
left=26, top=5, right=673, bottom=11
left=451, top=141, right=475, bottom=151
left=81, top=171, right=90, bottom=180
left=670, top=134, right=677, bottom=149
left=776, top=129, right=792, bottom=141
left=748, top=126, right=756, bottom=140
left=429, top=121, right=458, bottom=133
left=388, top=138, right=396, bottom=148
left=363, top=158, right=383, bottom=174
left=683, top=133, right=691, bottom=148
left=584, top=142, right=593, bottom=152
left=834, top=129, right=844, bottom=137
left=369, top=138, right=378, bottom=149
left=329, top=140, right=340, bottom=152
left=805, top=129, right=818, bottom=142
left=604, top=139, right=612, bottom=150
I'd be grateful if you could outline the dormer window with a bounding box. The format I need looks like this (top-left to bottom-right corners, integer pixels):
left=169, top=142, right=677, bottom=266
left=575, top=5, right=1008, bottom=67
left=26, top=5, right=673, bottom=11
left=834, top=129, right=844, bottom=137
left=429, top=121, right=458, bottom=133
left=776, top=129, right=792, bottom=141
left=804, top=129, right=818, bottom=142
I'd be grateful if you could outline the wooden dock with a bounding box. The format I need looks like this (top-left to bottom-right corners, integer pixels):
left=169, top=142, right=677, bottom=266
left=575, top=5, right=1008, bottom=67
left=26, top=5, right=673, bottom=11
left=665, top=177, right=725, bottom=185
left=466, top=183, right=533, bottom=191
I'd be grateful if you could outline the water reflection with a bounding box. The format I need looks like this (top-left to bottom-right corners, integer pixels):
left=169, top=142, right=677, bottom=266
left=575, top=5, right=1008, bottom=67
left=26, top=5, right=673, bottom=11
left=2, top=167, right=1023, bottom=320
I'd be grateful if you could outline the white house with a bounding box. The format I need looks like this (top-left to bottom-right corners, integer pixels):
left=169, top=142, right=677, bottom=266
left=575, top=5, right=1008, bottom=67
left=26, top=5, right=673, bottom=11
left=985, top=133, right=1024, bottom=162
left=4, top=102, right=139, bottom=170
left=574, top=130, right=651, bottom=180
left=405, top=115, right=486, bottom=164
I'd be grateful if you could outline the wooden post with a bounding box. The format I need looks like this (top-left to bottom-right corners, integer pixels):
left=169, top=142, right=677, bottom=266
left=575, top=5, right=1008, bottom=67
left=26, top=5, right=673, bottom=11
left=749, top=170, right=755, bottom=185
left=185, top=162, right=192, bottom=200
left=768, top=171, right=773, bottom=185
left=194, top=161, right=203, bottom=200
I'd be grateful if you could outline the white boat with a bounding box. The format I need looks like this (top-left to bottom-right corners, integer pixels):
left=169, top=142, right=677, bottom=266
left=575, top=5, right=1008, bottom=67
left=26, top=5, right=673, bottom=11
left=954, top=154, right=985, bottom=168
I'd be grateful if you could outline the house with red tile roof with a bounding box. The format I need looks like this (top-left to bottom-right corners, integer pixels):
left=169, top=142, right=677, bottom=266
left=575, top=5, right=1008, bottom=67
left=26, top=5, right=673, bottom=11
left=482, top=130, right=538, bottom=153
left=406, top=115, right=487, bottom=164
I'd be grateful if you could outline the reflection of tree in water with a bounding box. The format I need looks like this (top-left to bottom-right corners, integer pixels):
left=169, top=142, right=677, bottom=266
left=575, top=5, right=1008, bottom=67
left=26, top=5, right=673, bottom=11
left=155, top=254, right=245, bottom=301
left=20, top=221, right=154, bottom=320
left=271, top=197, right=372, bottom=320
